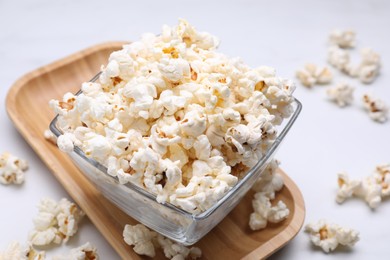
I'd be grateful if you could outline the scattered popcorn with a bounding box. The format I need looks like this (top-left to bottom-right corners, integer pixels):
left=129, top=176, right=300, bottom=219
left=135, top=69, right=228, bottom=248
left=305, top=220, right=359, bottom=253
left=123, top=224, right=201, bottom=259
left=0, top=152, right=28, bottom=185
left=249, top=159, right=289, bottom=230
left=0, top=242, right=45, bottom=260
left=336, top=164, right=390, bottom=209
left=29, top=198, right=84, bottom=246
left=329, top=29, right=356, bottom=49
left=296, top=63, right=332, bottom=87
left=328, top=46, right=350, bottom=71
left=44, top=129, right=57, bottom=144
left=362, top=94, right=388, bottom=123
left=346, top=48, right=381, bottom=84
left=50, top=19, right=296, bottom=213
left=326, top=82, right=354, bottom=107
left=52, top=242, right=99, bottom=260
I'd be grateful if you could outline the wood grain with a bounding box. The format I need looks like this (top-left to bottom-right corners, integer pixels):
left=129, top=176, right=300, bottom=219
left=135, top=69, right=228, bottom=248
left=6, top=42, right=305, bottom=259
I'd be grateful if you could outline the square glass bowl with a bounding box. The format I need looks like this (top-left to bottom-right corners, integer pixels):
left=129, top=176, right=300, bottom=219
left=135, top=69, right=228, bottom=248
left=49, top=77, right=302, bottom=245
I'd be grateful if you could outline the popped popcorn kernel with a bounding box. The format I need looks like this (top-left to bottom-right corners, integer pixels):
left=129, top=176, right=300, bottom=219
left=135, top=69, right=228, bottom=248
left=296, top=63, right=332, bottom=88
left=0, top=152, right=28, bottom=185
left=305, top=220, right=359, bottom=253
left=249, top=159, right=289, bottom=230
left=362, top=94, right=388, bottom=123
left=329, top=29, right=356, bottom=49
left=346, top=48, right=381, bottom=84
left=52, top=242, right=99, bottom=260
left=123, top=224, right=201, bottom=259
left=328, top=46, right=350, bottom=71
left=0, top=242, right=45, bottom=260
left=336, top=164, right=390, bottom=209
left=28, top=198, right=84, bottom=246
left=326, top=82, right=354, bottom=107
left=51, top=19, right=296, bottom=213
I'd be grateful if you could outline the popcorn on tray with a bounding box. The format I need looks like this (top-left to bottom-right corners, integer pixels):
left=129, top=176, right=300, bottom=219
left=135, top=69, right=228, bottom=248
left=50, top=19, right=296, bottom=213
left=295, top=63, right=332, bottom=88
left=0, top=152, right=28, bottom=185
left=326, top=82, right=354, bottom=107
left=336, top=164, right=390, bottom=209
left=362, top=94, right=388, bottom=123
left=123, top=224, right=201, bottom=259
left=305, top=219, right=359, bottom=253
left=0, top=242, right=45, bottom=260
left=329, top=29, right=356, bottom=49
left=29, top=198, right=85, bottom=246
left=249, top=159, right=290, bottom=230
left=52, top=242, right=99, bottom=260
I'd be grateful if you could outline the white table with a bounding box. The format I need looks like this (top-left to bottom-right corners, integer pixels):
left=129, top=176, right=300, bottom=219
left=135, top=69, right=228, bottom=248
left=1, top=0, right=389, bottom=259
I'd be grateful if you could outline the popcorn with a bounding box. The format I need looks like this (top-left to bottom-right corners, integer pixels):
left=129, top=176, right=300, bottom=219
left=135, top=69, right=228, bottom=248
left=329, top=29, right=356, bottom=49
left=123, top=223, right=201, bottom=259
left=29, top=198, right=84, bottom=246
left=44, top=129, right=57, bottom=144
left=52, top=242, right=99, bottom=260
left=249, top=159, right=289, bottom=230
left=0, top=152, right=28, bottom=185
left=0, top=242, right=45, bottom=260
left=362, top=94, right=388, bottom=123
left=326, top=82, right=354, bottom=107
left=305, top=220, right=359, bottom=253
left=51, top=19, right=296, bottom=213
left=296, top=63, right=333, bottom=87
left=346, top=48, right=381, bottom=84
left=336, top=164, right=390, bottom=209
left=328, top=46, right=350, bottom=71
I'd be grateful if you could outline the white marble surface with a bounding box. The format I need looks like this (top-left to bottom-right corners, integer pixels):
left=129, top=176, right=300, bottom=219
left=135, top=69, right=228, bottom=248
left=1, top=0, right=390, bottom=259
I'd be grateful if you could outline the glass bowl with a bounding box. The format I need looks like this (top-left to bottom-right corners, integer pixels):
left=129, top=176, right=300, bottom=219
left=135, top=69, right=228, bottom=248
left=49, top=74, right=302, bottom=245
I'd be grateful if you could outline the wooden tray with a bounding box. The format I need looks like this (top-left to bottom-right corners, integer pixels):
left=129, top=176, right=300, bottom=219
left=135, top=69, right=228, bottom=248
left=6, top=42, right=305, bottom=259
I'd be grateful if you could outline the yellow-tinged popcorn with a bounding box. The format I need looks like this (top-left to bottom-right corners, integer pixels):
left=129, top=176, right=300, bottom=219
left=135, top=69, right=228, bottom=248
left=362, top=94, right=388, bottom=123
left=51, top=19, right=295, bottom=213
left=28, top=198, right=84, bottom=246
left=296, top=63, right=333, bottom=88
left=305, top=220, right=359, bottom=253
left=336, top=164, right=390, bottom=209
left=52, top=242, right=99, bottom=260
left=0, top=242, right=45, bottom=260
left=0, top=152, right=28, bottom=185
left=123, top=224, right=201, bottom=259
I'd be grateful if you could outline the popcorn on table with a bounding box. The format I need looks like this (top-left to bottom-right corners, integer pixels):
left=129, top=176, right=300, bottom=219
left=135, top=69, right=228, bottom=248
left=52, top=242, right=99, bottom=260
left=328, top=46, right=350, bottom=71
left=326, top=82, right=354, bottom=107
left=50, top=19, right=296, bottom=213
left=362, top=94, right=388, bottom=123
left=44, top=129, right=57, bottom=144
left=0, top=242, right=45, bottom=260
left=123, top=224, right=201, bottom=259
left=296, top=63, right=332, bottom=87
left=305, top=220, right=359, bottom=253
left=0, top=152, right=28, bottom=185
left=346, top=48, right=381, bottom=84
left=336, top=164, right=390, bottom=209
left=329, top=29, right=356, bottom=49
left=249, top=159, right=290, bottom=230
left=29, top=198, right=85, bottom=246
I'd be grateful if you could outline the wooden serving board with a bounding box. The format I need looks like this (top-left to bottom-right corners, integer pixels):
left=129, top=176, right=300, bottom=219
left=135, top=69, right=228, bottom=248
left=6, top=42, right=305, bottom=259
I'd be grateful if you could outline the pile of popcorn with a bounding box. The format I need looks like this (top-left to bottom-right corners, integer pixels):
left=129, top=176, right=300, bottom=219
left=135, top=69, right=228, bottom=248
left=50, top=19, right=296, bottom=213
left=295, top=29, right=388, bottom=123
left=305, top=220, right=359, bottom=253
left=336, top=164, right=390, bottom=209
left=0, top=152, right=28, bottom=185
left=249, top=159, right=289, bottom=230
left=123, top=224, right=201, bottom=259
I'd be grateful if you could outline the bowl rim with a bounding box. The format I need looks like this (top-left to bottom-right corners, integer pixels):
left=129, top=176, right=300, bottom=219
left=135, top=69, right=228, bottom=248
left=49, top=72, right=302, bottom=220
